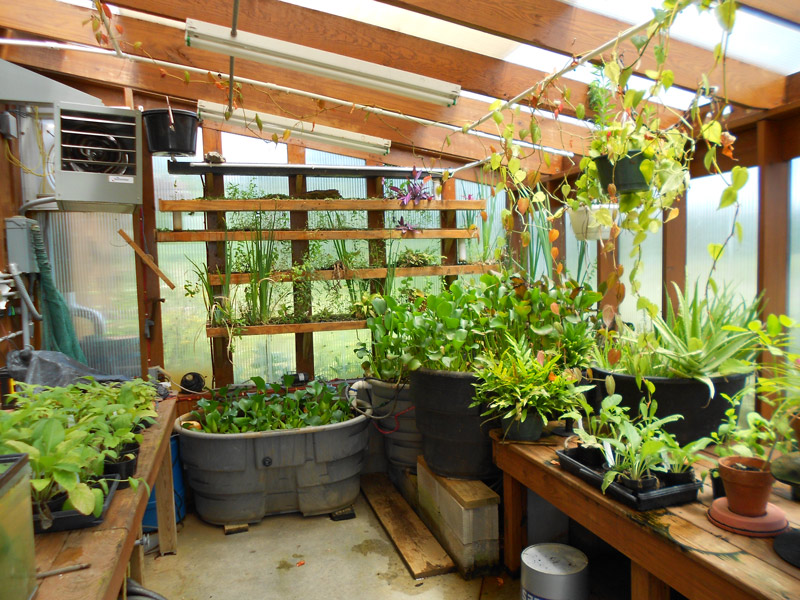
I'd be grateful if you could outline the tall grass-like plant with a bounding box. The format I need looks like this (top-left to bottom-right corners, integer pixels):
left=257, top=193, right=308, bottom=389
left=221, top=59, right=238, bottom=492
left=325, top=211, right=369, bottom=307
left=242, top=212, right=280, bottom=325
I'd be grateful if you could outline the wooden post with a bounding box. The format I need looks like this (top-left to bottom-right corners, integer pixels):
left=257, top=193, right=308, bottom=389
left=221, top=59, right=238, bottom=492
left=203, top=128, right=234, bottom=386
left=661, top=193, right=687, bottom=317
left=366, top=171, right=385, bottom=294
left=597, top=237, right=621, bottom=314
left=502, top=472, right=525, bottom=574
left=631, top=561, right=670, bottom=600
left=287, top=145, right=314, bottom=378
left=756, top=120, right=789, bottom=319
left=441, top=178, right=458, bottom=287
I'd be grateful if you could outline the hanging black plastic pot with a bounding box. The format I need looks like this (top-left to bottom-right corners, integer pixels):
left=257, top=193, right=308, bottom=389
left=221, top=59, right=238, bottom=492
left=593, top=152, right=648, bottom=194
left=142, top=109, right=199, bottom=156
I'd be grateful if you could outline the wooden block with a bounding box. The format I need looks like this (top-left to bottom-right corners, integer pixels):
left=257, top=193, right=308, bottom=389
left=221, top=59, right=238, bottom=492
left=361, top=473, right=454, bottom=578
left=223, top=523, right=249, bottom=535
left=418, top=457, right=499, bottom=509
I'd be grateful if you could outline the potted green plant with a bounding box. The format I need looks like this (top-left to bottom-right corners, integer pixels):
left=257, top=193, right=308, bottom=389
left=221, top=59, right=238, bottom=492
left=472, top=334, right=593, bottom=441
left=591, top=282, right=762, bottom=444
left=176, top=376, right=371, bottom=524
left=563, top=391, right=628, bottom=467
left=601, top=399, right=682, bottom=493
left=659, top=433, right=712, bottom=486
left=354, top=294, right=422, bottom=471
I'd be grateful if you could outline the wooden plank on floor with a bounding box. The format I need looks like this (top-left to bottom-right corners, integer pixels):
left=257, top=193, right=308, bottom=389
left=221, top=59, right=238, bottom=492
left=361, top=473, right=455, bottom=579
left=418, top=457, right=500, bottom=509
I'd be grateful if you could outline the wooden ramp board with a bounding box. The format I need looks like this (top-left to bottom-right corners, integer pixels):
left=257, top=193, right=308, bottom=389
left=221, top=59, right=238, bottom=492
left=361, top=473, right=455, bottom=579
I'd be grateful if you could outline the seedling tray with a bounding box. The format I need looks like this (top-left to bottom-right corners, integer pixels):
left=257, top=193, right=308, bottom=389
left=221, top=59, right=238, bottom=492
left=33, top=476, right=120, bottom=533
left=556, top=448, right=701, bottom=511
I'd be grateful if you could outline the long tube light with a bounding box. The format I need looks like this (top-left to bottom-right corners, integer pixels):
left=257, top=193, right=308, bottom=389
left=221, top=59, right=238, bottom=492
left=198, top=100, right=392, bottom=155
left=186, top=19, right=461, bottom=107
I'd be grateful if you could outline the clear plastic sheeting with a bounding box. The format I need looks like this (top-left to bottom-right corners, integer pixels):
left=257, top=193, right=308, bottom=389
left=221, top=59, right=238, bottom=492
left=685, top=167, right=759, bottom=303
left=36, top=212, right=141, bottom=378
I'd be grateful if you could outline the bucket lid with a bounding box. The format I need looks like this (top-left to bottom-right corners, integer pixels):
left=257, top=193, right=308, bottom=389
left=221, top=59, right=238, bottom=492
left=521, top=543, right=588, bottom=575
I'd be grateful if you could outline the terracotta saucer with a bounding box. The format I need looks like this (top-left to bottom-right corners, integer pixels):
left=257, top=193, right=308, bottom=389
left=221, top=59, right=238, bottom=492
left=707, top=498, right=789, bottom=537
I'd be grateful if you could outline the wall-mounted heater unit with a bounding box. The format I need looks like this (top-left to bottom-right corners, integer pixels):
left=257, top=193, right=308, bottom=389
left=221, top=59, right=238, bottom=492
left=53, top=102, right=142, bottom=213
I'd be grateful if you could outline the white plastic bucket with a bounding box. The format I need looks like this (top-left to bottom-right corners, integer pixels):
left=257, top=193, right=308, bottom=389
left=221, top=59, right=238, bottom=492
left=521, top=543, right=589, bottom=600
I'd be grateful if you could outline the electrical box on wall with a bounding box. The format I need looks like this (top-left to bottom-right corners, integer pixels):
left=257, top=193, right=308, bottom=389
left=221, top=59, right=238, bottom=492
left=5, top=217, right=39, bottom=274
left=54, top=102, right=142, bottom=213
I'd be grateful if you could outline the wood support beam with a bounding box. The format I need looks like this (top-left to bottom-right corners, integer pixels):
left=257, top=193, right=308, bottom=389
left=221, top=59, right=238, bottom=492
left=376, top=0, right=786, bottom=110
left=738, top=2, right=800, bottom=26
left=441, top=178, right=458, bottom=286
left=756, top=120, right=790, bottom=318
left=202, top=127, right=233, bottom=387
left=287, top=144, right=314, bottom=379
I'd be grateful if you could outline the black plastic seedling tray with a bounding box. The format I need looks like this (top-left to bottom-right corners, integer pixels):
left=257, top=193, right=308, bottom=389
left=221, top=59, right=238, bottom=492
left=33, top=476, right=120, bottom=533
left=556, top=448, right=701, bottom=511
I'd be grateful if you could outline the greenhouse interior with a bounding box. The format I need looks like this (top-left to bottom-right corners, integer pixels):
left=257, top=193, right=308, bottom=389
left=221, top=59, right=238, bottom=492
left=1, top=0, right=799, bottom=599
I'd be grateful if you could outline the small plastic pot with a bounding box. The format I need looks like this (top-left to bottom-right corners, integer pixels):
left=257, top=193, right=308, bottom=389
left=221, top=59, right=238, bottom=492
left=142, top=109, right=199, bottom=156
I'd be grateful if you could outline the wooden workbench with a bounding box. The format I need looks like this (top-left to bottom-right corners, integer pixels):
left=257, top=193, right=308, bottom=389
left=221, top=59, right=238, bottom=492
left=34, top=397, right=178, bottom=600
left=492, top=432, right=800, bottom=600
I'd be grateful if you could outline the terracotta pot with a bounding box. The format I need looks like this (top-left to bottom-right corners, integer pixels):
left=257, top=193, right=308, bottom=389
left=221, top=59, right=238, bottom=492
left=718, top=456, right=774, bottom=517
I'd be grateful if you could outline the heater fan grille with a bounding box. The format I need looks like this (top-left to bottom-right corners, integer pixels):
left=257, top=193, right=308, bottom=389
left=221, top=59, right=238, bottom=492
left=60, top=111, right=137, bottom=175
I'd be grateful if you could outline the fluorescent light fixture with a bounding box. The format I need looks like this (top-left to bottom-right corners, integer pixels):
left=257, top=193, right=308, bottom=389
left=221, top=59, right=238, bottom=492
left=198, top=100, right=391, bottom=155
left=185, top=19, right=461, bottom=106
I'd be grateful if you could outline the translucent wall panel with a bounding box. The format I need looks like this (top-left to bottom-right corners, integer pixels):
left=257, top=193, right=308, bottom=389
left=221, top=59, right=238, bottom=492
left=455, top=180, right=506, bottom=268
left=154, top=130, right=205, bottom=230
left=685, top=168, right=759, bottom=303
left=233, top=334, right=295, bottom=384
left=314, top=330, right=370, bottom=381
left=790, top=159, right=800, bottom=353
left=563, top=211, right=597, bottom=286
left=617, top=228, right=663, bottom=328
left=40, top=212, right=141, bottom=377
left=158, top=242, right=212, bottom=383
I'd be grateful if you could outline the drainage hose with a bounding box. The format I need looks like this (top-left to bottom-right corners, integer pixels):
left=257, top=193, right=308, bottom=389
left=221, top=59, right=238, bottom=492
left=29, top=223, right=87, bottom=363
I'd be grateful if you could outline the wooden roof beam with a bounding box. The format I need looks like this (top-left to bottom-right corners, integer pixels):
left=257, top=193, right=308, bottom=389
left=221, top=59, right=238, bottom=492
left=2, top=43, right=563, bottom=175
left=0, top=0, right=591, bottom=157
left=738, top=1, right=800, bottom=26
left=376, top=0, right=787, bottom=110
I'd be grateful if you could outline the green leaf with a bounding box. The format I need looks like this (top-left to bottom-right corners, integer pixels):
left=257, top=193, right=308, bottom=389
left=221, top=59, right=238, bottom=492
left=631, top=34, right=648, bottom=51
left=508, top=157, right=520, bottom=175
left=53, top=469, right=79, bottom=492
left=701, top=121, right=722, bottom=145
left=766, top=313, right=781, bottom=337
left=603, top=61, right=621, bottom=85
left=716, top=0, right=736, bottom=32
left=703, top=147, right=717, bottom=172
left=734, top=221, right=743, bottom=243
left=639, top=158, right=654, bottom=182
left=707, top=243, right=724, bottom=261
left=718, top=186, right=738, bottom=209
left=575, top=104, right=585, bottom=120
left=490, top=153, right=502, bottom=171
left=31, top=478, right=51, bottom=492
left=661, top=70, right=674, bottom=90
left=68, top=483, right=96, bottom=516
left=730, top=165, right=749, bottom=191
left=92, top=487, right=104, bottom=517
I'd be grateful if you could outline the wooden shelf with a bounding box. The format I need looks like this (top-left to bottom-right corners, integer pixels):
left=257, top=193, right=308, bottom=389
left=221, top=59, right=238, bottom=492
left=159, top=198, right=486, bottom=212
left=208, top=263, right=497, bottom=285
left=206, top=319, right=367, bottom=338
left=156, top=228, right=478, bottom=242
left=166, top=162, right=448, bottom=179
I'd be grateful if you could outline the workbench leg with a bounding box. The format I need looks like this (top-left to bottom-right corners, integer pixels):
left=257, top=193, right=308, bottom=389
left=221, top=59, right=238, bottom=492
left=129, top=524, right=145, bottom=585
left=155, top=440, right=178, bottom=555
left=503, top=472, right=525, bottom=573
left=631, top=560, right=670, bottom=600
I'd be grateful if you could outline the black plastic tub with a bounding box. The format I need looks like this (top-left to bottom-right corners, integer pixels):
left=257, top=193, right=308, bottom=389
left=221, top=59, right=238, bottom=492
left=556, top=448, right=700, bottom=511
left=33, top=476, right=120, bottom=533
left=590, top=368, right=749, bottom=446
left=410, top=368, right=497, bottom=480
left=367, top=379, right=422, bottom=471
left=142, top=108, right=198, bottom=156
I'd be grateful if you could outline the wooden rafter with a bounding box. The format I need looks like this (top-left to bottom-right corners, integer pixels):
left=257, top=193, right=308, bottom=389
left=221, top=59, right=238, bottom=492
left=106, top=0, right=592, bottom=115
left=375, top=0, right=787, bottom=110
left=739, top=1, right=800, bottom=26
left=3, top=42, right=565, bottom=173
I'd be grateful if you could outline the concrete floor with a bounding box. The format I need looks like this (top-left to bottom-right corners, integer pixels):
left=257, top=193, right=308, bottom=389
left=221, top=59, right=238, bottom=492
left=142, top=493, right=520, bottom=600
